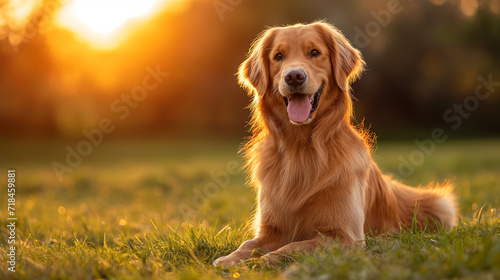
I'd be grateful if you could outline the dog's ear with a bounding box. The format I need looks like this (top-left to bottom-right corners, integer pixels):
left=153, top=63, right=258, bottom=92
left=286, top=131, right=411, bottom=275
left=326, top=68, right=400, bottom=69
left=314, top=22, right=365, bottom=93
left=238, top=28, right=276, bottom=97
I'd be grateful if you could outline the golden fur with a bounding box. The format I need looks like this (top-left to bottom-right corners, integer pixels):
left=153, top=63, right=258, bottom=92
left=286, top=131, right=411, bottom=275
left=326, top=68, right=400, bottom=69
left=214, top=21, right=457, bottom=266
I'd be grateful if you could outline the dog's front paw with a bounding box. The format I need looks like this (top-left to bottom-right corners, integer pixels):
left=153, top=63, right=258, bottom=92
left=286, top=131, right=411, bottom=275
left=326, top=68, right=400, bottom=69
left=213, top=255, right=238, bottom=267
left=261, top=253, right=280, bottom=266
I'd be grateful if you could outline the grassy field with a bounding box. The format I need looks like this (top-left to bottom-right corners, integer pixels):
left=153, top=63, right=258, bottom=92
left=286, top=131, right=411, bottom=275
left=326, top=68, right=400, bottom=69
left=0, top=138, right=499, bottom=279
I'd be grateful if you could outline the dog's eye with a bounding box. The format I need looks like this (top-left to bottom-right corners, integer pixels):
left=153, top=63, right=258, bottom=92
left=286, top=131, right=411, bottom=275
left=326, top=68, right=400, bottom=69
left=310, top=49, right=320, bottom=57
left=274, top=52, right=283, bottom=61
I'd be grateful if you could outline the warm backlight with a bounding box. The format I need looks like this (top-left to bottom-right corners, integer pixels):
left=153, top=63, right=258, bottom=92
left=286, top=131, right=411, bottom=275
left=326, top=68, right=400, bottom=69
left=57, top=0, right=164, bottom=49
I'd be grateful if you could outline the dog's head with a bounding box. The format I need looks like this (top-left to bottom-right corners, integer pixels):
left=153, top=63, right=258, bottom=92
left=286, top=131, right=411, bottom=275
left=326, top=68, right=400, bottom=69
left=239, top=21, right=365, bottom=126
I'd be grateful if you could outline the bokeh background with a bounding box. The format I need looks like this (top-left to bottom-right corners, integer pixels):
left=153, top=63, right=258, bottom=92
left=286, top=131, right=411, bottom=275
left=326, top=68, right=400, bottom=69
left=0, top=0, right=499, bottom=231
left=1, top=0, right=500, bottom=139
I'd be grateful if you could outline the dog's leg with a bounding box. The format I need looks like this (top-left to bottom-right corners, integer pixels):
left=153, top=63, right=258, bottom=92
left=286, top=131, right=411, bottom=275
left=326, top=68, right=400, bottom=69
left=261, top=229, right=362, bottom=266
left=213, top=236, right=283, bottom=266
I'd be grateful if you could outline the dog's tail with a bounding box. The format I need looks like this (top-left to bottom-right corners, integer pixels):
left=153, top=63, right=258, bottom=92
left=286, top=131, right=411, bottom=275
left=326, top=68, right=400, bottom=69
left=389, top=179, right=457, bottom=231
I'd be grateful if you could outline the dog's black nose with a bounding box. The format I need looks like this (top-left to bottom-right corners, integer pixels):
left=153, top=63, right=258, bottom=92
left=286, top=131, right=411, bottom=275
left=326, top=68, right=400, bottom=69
left=284, top=69, right=307, bottom=87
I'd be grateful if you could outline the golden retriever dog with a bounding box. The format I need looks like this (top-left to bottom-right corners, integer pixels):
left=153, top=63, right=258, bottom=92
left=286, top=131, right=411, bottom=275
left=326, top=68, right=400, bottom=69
left=214, top=21, right=457, bottom=266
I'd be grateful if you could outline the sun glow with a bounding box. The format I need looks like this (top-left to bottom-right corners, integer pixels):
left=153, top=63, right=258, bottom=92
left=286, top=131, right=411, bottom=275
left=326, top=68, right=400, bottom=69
left=8, top=0, right=40, bottom=24
left=57, top=0, right=167, bottom=49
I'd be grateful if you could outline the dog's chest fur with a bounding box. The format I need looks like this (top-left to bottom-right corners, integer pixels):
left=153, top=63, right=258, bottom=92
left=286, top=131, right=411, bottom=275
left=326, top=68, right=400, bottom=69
left=254, top=138, right=342, bottom=239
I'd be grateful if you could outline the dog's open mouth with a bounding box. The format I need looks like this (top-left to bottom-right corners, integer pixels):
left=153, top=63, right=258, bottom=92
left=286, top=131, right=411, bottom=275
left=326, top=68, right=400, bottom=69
left=283, top=83, right=324, bottom=123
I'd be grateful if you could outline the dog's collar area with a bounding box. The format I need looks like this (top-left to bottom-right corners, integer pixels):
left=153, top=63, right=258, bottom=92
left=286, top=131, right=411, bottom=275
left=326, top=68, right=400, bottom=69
left=283, top=83, right=324, bottom=114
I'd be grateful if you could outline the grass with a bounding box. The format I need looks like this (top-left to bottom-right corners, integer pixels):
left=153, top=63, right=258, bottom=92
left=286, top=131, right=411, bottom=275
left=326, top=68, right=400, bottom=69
left=0, top=138, right=499, bottom=279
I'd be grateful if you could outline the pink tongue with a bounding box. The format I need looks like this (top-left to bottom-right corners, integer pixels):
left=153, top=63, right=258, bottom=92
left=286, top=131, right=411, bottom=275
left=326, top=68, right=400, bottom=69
left=287, top=95, right=311, bottom=123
